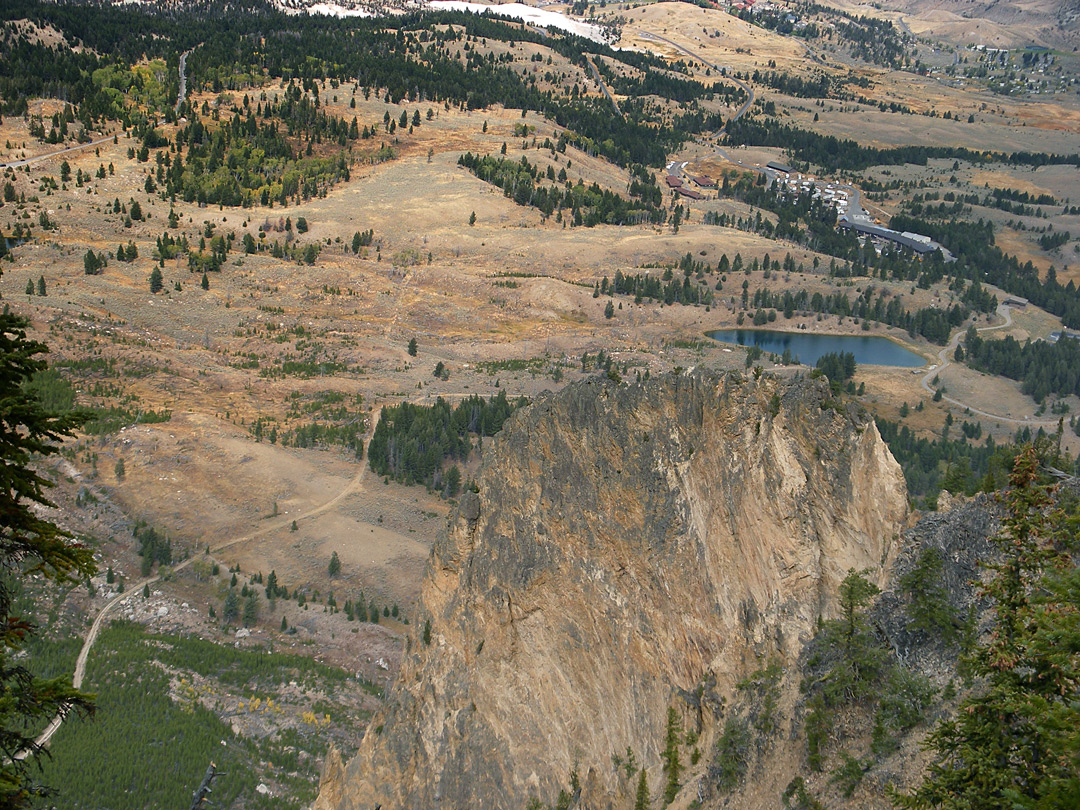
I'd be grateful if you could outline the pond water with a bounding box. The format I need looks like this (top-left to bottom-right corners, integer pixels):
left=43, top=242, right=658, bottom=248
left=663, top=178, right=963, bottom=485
left=706, top=328, right=926, bottom=368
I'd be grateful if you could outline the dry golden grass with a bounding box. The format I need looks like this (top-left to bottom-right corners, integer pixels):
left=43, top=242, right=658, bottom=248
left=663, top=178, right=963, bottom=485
left=4, top=19, right=1078, bottom=620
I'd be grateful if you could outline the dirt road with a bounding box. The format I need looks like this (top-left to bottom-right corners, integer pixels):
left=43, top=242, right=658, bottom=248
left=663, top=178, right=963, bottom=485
left=920, top=305, right=1062, bottom=427
left=23, top=408, right=382, bottom=755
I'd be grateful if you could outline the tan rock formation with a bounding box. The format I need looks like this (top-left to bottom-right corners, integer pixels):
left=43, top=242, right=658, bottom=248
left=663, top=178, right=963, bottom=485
left=317, top=370, right=908, bottom=810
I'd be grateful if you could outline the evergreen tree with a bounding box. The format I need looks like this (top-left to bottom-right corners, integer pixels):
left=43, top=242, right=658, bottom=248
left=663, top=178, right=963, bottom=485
left=149, top=267, right=163, bottom=294
left=662, top=707, right=681, bottom=805
left=200, top=273, right=209, bottom=290
left=242, top=594, right=259, bottom=626
left=896, top=446, right=1080, bottom=810
left=407, top=338, right=418, bottom=357
left=222, top=590, right=239, bottom=624
left=24, top=279, right=33, bottom=296
left=0, top=308, right=95, bottom=805
left=280, top=614, right=288, bottom=632
left=35, top=276, right=45, bottom=296
left=142, top=583, right=149, bottom=598
left=328, top=551, right=341, bottom=577
left=635, top=768, right=650, bottom=810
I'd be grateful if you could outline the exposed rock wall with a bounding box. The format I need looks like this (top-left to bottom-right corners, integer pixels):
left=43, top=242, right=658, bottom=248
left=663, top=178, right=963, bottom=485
left=321, top=370, right=908, bottom=810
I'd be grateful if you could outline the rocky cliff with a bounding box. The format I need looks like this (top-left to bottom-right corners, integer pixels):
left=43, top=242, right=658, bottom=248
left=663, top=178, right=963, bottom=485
left=317, top=370, right=909, bottom=810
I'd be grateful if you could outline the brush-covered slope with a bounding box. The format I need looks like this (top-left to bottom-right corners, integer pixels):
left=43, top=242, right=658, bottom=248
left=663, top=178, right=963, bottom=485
left=316, top=370, right=908, bottom=810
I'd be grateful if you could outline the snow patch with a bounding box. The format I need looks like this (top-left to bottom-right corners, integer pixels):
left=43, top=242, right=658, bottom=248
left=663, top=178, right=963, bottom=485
left=424, top=2, right=610, bottom=43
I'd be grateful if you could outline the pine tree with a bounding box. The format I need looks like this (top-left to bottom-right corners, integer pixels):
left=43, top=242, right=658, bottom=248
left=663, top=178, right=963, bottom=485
left=662, top=707, right=681, bottom=805
left=0, top=309, right=95, bottom=804
left=24, top=279, right=33, bottom=296
left=149, top=267, right=163, bottom=294
left=280, top=614, right=288, bottom=632
left=35, top=276, right=45, bottom=296
left=635, top=768, right=650, bottom=810
left=896, top=446, right=1080, bottom=810
left=223, top=589, right=239, bottom=623
left=142, top=583, right=149, bottom=598
left=328, top=551, right=341, bottom=577
left=200, top=273, right=209, bottom=290
left=242, top=593, right=259, bottom=626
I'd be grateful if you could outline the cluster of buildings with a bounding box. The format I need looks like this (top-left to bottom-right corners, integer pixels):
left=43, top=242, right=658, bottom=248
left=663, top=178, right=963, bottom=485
left=766, top=161, right=850, bottom=216
left=664, top=173, right=711, bottom=201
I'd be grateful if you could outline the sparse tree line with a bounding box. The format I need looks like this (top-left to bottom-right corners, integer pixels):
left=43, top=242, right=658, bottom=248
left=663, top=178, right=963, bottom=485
left=726, top=115, right=1080, bottom=173
left=457, top=152, right=667, bottom=226
left=962, top=324, right=1080, bottom=403
left=747, top=283, right=973, bottom=345
left=4, top=0, right=737, bottom=177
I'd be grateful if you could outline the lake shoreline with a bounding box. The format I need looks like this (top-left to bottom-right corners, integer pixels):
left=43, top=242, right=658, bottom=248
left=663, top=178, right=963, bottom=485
left=706, top=327, right=930, bottom=368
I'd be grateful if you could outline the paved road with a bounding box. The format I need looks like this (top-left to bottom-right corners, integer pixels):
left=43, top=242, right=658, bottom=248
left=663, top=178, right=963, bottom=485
left=585, top=55, right=621, bottom=117
left=638, top=29, right=754, bottom=139
left=176, top=46, right=197, bottom=113
left=637, top=29, right=885, bottom=224
left=920, top=305, right=1062, bottom=427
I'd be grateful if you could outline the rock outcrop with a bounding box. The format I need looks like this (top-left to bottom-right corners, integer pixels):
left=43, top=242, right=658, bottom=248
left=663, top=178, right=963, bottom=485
left=320, top=370, right=908, bottom=810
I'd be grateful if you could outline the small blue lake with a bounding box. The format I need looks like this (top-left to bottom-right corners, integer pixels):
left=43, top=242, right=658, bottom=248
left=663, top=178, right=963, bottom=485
left=706, top=329, right=926, bottom=368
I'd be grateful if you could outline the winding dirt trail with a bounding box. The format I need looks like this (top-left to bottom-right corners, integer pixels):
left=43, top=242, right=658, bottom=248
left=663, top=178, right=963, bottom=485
left=23, top=407, right=382, bottom=756
left=2, top=136, right=118, bottom=170
left=919, top=305, right=1062, bottom=427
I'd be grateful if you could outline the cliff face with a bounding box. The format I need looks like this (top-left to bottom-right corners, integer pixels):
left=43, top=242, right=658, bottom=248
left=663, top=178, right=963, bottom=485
left=322, top=370, right=908, bottom=810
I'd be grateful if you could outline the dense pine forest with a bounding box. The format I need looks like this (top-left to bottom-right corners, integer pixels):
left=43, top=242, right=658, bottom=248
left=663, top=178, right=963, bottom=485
left=368, top=393, right=527, bottom=495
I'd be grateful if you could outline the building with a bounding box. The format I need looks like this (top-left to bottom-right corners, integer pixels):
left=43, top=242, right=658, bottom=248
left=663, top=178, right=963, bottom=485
left=665, top=175, right=683, bottom=188
left=838, top=219, right=941, bottom=255
left=1048, top=330, right=1079, bottom=343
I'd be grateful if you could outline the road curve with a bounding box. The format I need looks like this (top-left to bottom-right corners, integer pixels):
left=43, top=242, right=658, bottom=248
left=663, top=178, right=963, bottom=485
left=24, top=407, right=383, bottom=755
left=638, top=29, right=754, bottom=138
left=920, top=305, right=1062, bottom=427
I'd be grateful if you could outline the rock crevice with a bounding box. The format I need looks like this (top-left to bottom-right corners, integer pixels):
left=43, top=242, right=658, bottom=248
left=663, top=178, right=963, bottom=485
left=319, top=370, right=908, bottom=810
